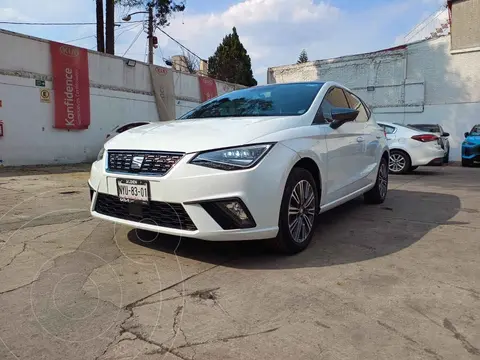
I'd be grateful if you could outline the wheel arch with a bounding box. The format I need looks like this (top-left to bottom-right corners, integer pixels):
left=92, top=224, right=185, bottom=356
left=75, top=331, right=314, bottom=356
left=381, top=150, right=389, bottom=166
left=291, top=157, right=323, bottom=204
left=389, top=147, right=412, bottom=165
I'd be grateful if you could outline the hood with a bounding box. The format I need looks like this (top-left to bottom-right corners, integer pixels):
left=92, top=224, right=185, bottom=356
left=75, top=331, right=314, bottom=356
left=465, top=135, right=480, bottom=144
left=104, top=116, right=306, bottom=153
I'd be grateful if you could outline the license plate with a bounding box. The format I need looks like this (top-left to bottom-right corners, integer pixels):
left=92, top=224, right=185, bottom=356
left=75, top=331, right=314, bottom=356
left=117, top=179, right=149, bottom=203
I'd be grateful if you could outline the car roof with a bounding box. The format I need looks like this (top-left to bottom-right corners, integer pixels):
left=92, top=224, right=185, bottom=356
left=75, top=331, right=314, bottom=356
left=254, top=81, right=354, bottom=90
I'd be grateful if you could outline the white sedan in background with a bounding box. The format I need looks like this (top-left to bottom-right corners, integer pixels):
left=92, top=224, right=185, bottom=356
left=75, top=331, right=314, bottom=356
left=378, top=121, right=445, bottom=174
left=89, top=82, right=389, bottom=254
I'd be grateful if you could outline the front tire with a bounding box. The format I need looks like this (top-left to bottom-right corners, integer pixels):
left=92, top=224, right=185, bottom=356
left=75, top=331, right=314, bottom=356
left=462, top=158, right=472, bottom=167
left=389, top=150, right=411, bottom=174
left=364, top=157, right=388, bottom=204
left=269, top=167, right=318, bottom=255
left=409, top=166, right=418, bottom=172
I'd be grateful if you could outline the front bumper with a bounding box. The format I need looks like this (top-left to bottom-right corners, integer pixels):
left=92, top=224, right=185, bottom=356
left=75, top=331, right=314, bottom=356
left=88, top=144, right=300, bottom=241
left=462, top=144, right=480, bottom=160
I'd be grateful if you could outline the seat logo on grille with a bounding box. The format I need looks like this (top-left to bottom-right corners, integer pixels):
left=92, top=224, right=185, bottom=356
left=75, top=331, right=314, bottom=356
left=131, top=156, right=145, bottom=170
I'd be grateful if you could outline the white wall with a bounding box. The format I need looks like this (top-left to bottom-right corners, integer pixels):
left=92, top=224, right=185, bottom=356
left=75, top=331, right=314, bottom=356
left=0, top=29, right=240, bottom=166
left=268, top=36, right=480, bottom=161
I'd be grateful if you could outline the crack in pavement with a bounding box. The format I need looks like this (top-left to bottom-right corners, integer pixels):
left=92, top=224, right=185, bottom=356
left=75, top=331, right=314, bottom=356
left=0, top=277, right=39, bottom=296
left=126, top=260, right=234, bottom=310
left=118, top=327, right=191, bottom=360
left=32, top=218, right=94, bottom=241
left=407, top=304, right=443, bottom=329
left=0, top=210, right=91, bottom=232
left=174, top=327, right=281, bottom=350
left=376, top=320, right=443, bottom=359
left=95, top=308, right=135, bottom=360
left=442, top=318, right=480, bottom=356
left=0, top=242, right=26, bottom=272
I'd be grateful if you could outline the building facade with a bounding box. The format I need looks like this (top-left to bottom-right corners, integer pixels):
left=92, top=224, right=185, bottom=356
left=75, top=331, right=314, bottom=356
left=267, top=0, right=480, bottom=161
left=0, top=29, right=240, bottom=166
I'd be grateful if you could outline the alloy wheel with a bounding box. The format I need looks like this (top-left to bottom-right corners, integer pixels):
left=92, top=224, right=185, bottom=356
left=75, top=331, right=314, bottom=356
left=378, top=162, right=388, bottom=199
left=288, top=180, right=316, bottom=243
left=389, top=153, right=406, bottom=173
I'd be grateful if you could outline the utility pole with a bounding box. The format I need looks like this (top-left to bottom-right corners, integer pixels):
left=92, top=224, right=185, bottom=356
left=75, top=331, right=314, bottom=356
left=123, top=4, right=155, bottom=64
left=148, top=3, right=154, bottom=64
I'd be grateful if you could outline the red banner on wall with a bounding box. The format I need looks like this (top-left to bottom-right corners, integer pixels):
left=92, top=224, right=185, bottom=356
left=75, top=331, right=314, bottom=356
left=198, top=76, right=218, bottom=102
left=50, top=42, right=90, bottom=129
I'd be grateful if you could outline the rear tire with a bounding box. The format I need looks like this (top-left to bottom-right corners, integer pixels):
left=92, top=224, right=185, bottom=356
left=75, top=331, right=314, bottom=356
left=462, top=158, right=472, bottom=167
left=364, top=157, right=388, bottom=204
left=389, top=150, right=411, bottom=174
left=269, top=167, right=319, bottom=255
left=409, top=166, right=418, bottom=172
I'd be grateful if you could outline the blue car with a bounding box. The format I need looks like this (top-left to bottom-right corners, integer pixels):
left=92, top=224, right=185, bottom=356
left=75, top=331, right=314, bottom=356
left=462, top=124, right=480, bottom=166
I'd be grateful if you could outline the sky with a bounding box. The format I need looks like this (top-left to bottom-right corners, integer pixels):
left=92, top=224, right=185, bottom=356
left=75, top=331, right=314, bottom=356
left=0, top=0, right=448, bottom=84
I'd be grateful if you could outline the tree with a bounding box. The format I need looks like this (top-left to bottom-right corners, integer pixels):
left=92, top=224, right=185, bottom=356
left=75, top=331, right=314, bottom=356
left=116, top=0, right=185, bottom=26
left=95, top=0, right=105, bottom=52
left=208, top=27, right=257, bottom=87
left=98, top=1, right=186, bottom=55
left=182, top=49, right=199, bottom=74
left=297, top=49, right=308, bottom=64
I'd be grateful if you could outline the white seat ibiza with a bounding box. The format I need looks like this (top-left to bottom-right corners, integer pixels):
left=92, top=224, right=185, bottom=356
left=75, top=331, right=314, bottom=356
left=89, top=81, right=389, bottom=254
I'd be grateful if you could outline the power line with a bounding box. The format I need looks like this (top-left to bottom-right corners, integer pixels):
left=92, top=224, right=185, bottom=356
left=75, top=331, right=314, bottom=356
left=0, top=20, right=143, bottom=26
left=155, top=25, right=204, bottom=61
left=65, top=34, right=96, bottom=43
left=115, top=22, right=142, bottom=43
left=122, top=27, right=143, bottom=57
left=405, top=5, right=447, bottom=42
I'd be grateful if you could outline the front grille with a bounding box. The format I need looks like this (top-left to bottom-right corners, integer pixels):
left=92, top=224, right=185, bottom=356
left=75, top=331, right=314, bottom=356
left=463, top=146, right=480, bottom=157
left=108, top=150, right=184, bottom=175
left=94, top=193, right=197, bottom=231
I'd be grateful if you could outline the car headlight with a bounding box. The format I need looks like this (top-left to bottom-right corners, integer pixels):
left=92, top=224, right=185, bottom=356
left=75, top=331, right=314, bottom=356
left=190, top=143, right=275, bottom=170
left=464, top=141, right=475, bottom=146
left=97, top=147, right=105, bottom=161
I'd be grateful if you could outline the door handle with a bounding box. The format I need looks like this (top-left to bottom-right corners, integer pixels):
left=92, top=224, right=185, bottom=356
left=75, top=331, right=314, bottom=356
left=356, top=136, right=365, bottom=142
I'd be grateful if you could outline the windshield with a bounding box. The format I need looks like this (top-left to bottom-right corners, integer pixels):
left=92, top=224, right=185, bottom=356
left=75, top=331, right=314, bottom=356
left=178, top=82, right=324, bottom=120
left=470, top=125, right=480, bottom=136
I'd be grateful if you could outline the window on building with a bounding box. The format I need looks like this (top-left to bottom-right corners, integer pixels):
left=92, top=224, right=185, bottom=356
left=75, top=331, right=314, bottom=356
left=450, top=0, right=480, bottom=52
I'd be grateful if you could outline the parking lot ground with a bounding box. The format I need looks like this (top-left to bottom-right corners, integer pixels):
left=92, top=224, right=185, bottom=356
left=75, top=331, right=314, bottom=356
left=0, top=164, right=479, bottom=360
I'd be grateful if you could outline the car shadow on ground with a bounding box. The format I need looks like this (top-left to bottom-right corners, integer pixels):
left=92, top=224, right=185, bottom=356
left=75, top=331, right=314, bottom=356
left=127, top=189, right=461, bottom=269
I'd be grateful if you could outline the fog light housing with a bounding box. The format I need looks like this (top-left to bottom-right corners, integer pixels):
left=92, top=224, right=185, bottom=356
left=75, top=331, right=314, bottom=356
left=199, top=198, right=256, bottom=230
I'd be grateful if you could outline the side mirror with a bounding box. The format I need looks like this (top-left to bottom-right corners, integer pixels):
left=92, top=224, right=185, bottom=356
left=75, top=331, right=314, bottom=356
left=465, top=132, right=470, bottom=138
left=330, top=108, right=359, bottom=130
left=442, top=132, right=450, bottom=137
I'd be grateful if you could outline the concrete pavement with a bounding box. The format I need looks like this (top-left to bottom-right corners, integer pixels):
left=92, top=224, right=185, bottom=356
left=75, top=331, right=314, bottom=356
left=0, top=164, right=479, bottom=360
